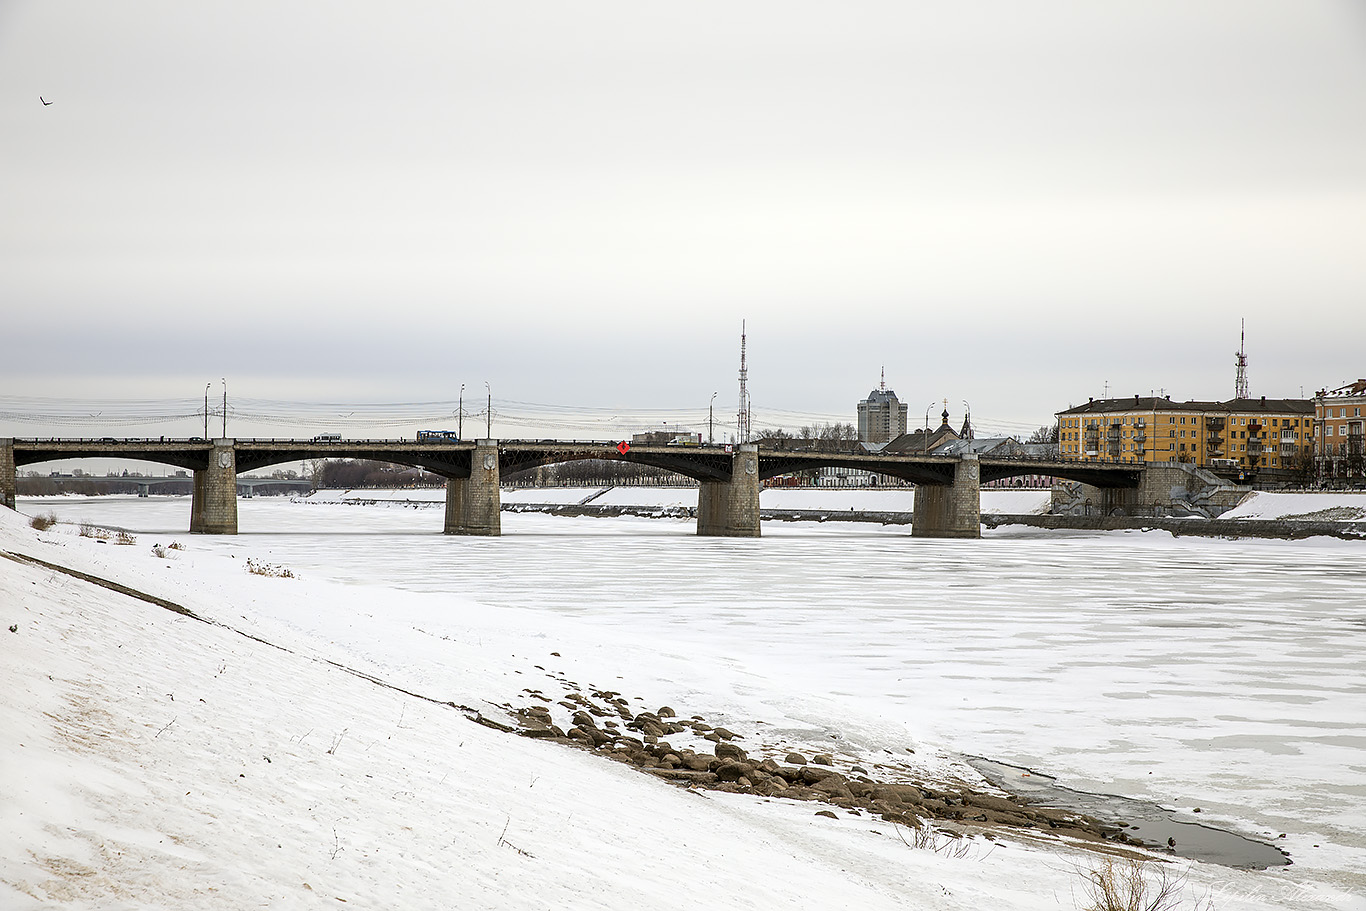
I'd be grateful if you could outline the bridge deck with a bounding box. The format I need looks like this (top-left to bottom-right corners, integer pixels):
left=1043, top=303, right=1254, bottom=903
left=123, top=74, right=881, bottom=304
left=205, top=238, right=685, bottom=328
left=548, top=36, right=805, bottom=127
left=9, top=438, right=1143, bottom=487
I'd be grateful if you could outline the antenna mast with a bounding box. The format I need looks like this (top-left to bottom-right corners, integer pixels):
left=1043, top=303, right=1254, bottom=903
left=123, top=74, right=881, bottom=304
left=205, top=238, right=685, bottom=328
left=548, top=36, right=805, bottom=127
left=737, top=320, right=750, bottom=443
left=1235, top=319, right=1249, bottom=399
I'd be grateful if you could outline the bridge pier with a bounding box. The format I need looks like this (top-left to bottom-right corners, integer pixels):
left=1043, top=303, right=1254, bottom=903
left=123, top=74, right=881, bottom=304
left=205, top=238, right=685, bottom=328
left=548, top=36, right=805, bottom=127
left=912, top=454, right=980, bottom=539
left=1, top=439, right=15, bottom=511
left=189, top=441, right=238, bottom=534
left=445, top=439, right=501, bottom=535
left=697, top=445, right=760, bottom=537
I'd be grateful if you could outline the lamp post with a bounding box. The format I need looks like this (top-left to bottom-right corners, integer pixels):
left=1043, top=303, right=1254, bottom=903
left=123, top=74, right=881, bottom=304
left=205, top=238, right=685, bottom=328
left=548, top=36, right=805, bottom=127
left=204, top=384, right=210, bottom=439
left=709, top=392, right=717, bottom=444
left=458, top=384, right=464, bottom=440
left=221, top=378, right=227, bottom=438
left=924, top=403, right=935, bottom=453
left=484, top=382, right=491, bottom=438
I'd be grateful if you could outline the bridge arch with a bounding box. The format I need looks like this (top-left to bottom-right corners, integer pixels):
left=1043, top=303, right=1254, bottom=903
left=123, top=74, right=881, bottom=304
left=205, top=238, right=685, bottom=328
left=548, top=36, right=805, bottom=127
left=497, top=445, right=732, bottom=484
left=233, top=444, right=471, bottom=480
left=11, top=447, right=210, bottom=475
left=978, top=459, right=1141, bottom=489
left=757, top=453, right=957, bottom=486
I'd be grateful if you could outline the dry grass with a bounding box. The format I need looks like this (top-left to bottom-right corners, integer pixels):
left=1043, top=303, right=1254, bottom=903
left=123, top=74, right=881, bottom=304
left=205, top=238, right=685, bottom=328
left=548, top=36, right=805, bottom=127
left=29, top=512, right=58, bottom=531
left=890, top=819, right=983, bottom=860
left=245, top=557, right=295, bottom=579
left=77, top=522, right=135, bottom=545
left=1078, top=858, right=1211, bottom=911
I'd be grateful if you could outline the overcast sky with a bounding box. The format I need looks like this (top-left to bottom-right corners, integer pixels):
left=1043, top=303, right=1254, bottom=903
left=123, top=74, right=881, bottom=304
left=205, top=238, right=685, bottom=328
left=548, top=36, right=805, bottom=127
left=3, top=1, right=1364, bottom=441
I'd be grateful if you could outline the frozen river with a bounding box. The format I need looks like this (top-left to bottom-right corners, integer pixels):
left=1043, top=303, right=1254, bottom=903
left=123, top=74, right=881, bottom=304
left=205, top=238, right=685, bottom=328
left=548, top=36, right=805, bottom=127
left=19, top=493, right=1366, bottom=899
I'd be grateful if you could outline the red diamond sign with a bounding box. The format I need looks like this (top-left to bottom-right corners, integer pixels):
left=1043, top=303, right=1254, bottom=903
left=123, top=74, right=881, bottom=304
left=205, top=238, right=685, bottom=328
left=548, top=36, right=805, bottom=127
left=616, top=441, right=630, bottom=454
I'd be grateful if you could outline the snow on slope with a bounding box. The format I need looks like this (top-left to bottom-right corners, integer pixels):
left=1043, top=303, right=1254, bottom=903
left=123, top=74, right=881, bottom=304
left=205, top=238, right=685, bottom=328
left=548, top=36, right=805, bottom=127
left=1221, top=491, right=1366, bottom=522
left=1, top=506, right=1326, bottom=910
left=0, top=509, right=981, bottom=909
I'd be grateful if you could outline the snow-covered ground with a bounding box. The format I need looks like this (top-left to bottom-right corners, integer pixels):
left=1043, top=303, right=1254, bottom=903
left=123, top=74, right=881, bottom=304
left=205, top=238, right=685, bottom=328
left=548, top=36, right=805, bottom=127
left=1221, top=491, right=1366, bottom=523
left=4, top=495, right=1364, bottom=909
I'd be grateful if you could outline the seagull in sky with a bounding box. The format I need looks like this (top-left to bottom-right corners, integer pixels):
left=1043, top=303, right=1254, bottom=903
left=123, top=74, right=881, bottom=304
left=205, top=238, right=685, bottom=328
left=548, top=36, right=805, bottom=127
left=40, top=96, right=52, bottom=106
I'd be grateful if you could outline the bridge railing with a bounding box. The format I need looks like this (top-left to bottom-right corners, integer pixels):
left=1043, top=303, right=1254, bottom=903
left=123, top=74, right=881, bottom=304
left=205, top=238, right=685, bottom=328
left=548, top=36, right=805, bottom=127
left=12, top=437, right=1151, bottom=468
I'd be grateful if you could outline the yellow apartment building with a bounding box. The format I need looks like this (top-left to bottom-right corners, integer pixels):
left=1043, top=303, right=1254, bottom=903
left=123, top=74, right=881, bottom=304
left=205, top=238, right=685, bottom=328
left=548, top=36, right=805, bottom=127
left=1314, top=379, right=1366, bottom=482
left=1056, top=395, right=1314, bottom=472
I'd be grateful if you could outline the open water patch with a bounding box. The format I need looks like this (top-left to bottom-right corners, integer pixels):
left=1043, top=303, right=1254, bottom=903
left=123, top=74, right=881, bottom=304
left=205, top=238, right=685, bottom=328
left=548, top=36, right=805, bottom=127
left=968, top=757, right=1291, bottom=870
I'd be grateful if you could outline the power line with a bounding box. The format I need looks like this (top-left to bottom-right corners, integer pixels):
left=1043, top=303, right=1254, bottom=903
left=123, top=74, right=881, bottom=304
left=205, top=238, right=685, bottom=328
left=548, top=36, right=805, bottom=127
left=0, top=394, right=1055, bottom=441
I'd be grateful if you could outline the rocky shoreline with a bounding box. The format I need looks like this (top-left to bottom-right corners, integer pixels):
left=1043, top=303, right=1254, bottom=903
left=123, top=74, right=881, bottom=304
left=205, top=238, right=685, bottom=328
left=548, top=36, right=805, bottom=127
left=984, top=513, right=1366, bottom=540
left=486, top=683, right=1159, bottom=859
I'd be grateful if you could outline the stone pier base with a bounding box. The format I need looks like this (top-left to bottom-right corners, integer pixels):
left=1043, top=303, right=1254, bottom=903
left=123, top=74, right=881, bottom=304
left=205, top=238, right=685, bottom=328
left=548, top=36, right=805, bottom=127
left=445, top=439, right=501, bottom=535
left=697, top=444, right=761, bottom=537
left=1, top=439, right=15, bottom=511
left=189, top=441, right=238, bottom=534
left=911, top=454, right=981, bottom=538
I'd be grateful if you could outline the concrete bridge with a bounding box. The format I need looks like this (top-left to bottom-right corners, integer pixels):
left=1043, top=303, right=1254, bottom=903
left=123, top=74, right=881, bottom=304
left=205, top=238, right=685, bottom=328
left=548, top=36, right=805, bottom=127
left=1, top=437, right=1149, bottom=538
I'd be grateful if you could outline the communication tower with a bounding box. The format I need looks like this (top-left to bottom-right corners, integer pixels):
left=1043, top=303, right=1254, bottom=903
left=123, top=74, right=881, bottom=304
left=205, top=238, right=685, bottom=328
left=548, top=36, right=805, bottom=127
left=737, top=321, right=751, bottom=443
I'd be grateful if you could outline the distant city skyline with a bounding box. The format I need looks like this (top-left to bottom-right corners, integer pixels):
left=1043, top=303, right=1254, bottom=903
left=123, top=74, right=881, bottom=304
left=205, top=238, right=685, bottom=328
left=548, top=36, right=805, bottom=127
left=4, top=2, right=1363, bottom=443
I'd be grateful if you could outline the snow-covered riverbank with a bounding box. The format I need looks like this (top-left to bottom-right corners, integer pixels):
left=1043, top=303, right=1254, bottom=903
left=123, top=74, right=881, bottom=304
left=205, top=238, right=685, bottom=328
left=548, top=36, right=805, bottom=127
left=4, top=496, right=1363, bottom=908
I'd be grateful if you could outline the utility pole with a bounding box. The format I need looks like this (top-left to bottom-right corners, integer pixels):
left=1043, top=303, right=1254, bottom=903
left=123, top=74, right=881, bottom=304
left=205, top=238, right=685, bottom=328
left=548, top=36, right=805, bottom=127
left=709, top=391, right=717, bottom=444
left=485, top=382, right=491, bottom=438
left=204, top=383, right=210, bottom=439
left=221, top=378, right=227, bottom=438
left=458, top=384, right=464, bottom=439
